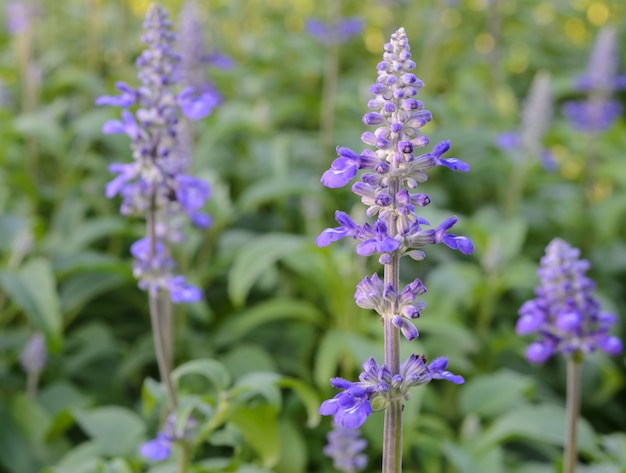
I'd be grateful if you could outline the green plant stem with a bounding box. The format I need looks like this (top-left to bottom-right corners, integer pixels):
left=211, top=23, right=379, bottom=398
left=159, top=290, right=174, bottom=372
left=563, top=357, right=581, bottom=473
left=319, top=0, right=341, bottom=159
left=26, top=370, right=40, bottom=399
left=382, top=177, right=402, bottom=473
left=177, top=442, right=189, bottom=473
left=147, top=204, right=177, bottom=412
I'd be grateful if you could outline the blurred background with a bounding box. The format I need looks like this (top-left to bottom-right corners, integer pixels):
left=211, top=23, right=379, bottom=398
left=1, top=0, right=626, bottom=472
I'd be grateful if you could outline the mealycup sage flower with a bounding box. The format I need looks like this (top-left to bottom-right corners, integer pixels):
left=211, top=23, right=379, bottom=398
left=317, top=27, right=472, bottom=473
left=516, top=238, right=623, bottom=363
left=516, top=239, right=622, bottom=473
left=97, top=4, right=212, bottom=304
left=97, top=3, right=216, bottom=461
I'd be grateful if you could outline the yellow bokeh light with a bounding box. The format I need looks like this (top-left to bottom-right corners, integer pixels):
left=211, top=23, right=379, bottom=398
left=508, top=42, right=529, bottom=74
left=564, top=18, right=588, bottom=44
left=365, top=29, right=385, bottom=54
left=474, top=33, right=494, bottom=54
left=533, top=4, right=555, bottom=25
left=128, top=0, right=150, bottom=16
left=587, top=2, right=609, bottom=26
left=561, top=161, right=582, bottom=180
left=550, top=145, right=568, bottom=163
left=285, top=15, right=303, bottom=33
left=442, top=8, right=462, bottom=29
left=587, top=180, right=613, bottom=203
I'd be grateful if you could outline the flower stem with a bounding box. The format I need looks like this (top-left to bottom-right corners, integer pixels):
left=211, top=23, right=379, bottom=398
left=382, top=178, right=402, bottom=473
left=177, top=442, right=189, bottom=473
left=148, top=290, right=178, bottom=412
left=563, top=357, right=581, bottom=473
left=147, top=204, right=177, bottom=412
left=319, top=0, right=341, bottom=158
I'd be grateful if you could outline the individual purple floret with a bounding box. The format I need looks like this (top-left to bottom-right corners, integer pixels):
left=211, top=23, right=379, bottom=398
left=323, top=423, right=368, bottom=473
left=97, top=4, right=212, bottom=303
left=140, top=413, right=197, bottom=462
left=305, top=17, right=364, bottom=46
left=516, top=238, right=623, bottom=363
left=562, top=27, right=626, bottom=132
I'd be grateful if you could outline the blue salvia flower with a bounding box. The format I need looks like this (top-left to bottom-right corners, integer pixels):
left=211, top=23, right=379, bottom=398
left=319, top=356, right=463, bottom=429
left=516, top=238, right=623, bottom=363
left=562, top=27, right=626, bottom=132
left=177, top=0, right=232, bottom=120
left=323, top=423, right=368, bottom=472
left=317, top=27, right=469, bottom=429
left=140, top=413, right=197, bottom=462
left=305, top=17, right=364, bottom=46
left=495, top=71, right=555, bottom=170
left=97, top=4, right=211, bottom=303
left=4, top=0, right=38, bottom=34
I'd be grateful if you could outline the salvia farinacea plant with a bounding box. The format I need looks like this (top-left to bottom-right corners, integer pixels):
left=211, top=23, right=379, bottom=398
left=317, top=27, right=472, bottom=473
left=517, top=238, right=623, bottom=473
left=96, top=2, right=212, bottom=436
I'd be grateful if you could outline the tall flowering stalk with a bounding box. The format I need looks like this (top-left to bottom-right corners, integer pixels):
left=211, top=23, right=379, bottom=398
left=516, top=238, right=623, bottom=473
left=562, top=27, right=626, bottom=208
left=317, top=28, right=472, bottom=473
left=306, top=1, right=363, bottom=158
left=97, top=3, right=212, bottom=440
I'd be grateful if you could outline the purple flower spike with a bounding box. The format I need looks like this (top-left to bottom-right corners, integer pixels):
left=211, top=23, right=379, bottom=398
left=517, top=238, right=623, bottom=362
left=306, top=17, right=364, bottom=46
left=317, top=27, right=469, bottom=434
left=323, top=423, right=368, bottom=472
left=98, top=4, right=214, bottom=304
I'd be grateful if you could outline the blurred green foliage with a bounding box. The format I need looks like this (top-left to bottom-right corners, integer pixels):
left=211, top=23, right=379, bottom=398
left=1, top=0, right=626, bottom=472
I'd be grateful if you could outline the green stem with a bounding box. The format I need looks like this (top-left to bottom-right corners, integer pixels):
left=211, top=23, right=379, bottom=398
left=147, top=206, right=177, bottom=412
left=26, top=370, right=40, bottom=399
left=176, top=442, right=189, bottom=473
left=563, top=357, right=581, bottom=473
left=319, top=0, right=341, bottom=159
left=382, top=176, right=402, bottom=473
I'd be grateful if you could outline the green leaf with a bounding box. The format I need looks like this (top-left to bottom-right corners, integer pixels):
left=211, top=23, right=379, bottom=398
left=459, top=369, right=535, bottom=418
left=227, top=233, right=306, bottom=306
left=215, top=298, right=325, bottom=348
left=313, top=329, right=349, bottom=389
left=276, top=377, right=321, bottom=428
left=476, top=404, right=599, bottom=456
left=59, top=272, right=126, bottom=314
left=237, top=176, right=320, bottom=212
left=72, top=406, right=145, bottom=457
left=274, top=420, right=307, bottom=473
left=231, top=372, right=282, bottom=406
left=230, top=405, right=280, bottom=468
left=172, top=359, right=232, bottom=392
left=0, top=258, right=63, bottom=345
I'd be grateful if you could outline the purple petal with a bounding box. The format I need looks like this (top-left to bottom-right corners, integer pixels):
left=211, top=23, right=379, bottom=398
left=140, top=437, right=171, bottom=461
left=526, top=341, right=553, bottom=364
left=102, top=119, right=125, bottom=134
left=316, top=228, right=348, bottom=247
left=167, top=276, right=202, bottom=303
